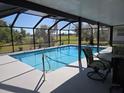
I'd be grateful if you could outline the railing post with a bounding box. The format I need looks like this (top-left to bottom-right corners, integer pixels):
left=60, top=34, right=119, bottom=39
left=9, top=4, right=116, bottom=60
left=42, top=54, right=45, bottom=80
left=10, top=27, right=14, bottom=52
left=59, top=30, right=61, bottom=45
left=11, top=12, right=20, bottom=52
left=68, top=30, right=70, bottom=44
left=78, top=17, right=82, bottom=72
left=33, top=29, right=36, bottom=49
left=109, top=26, right=113, bottom=46
left=97, top=22, right=100, bottom=53
left=48, top=30, right=50, bottom=47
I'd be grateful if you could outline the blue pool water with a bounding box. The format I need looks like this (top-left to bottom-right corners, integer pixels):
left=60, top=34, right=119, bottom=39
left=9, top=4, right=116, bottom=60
left=11, top=45, right=103, bottom=71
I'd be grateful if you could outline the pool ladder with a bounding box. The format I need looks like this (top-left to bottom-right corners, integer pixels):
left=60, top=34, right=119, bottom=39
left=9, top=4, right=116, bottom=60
left=42, top=54, right=51, bottom=72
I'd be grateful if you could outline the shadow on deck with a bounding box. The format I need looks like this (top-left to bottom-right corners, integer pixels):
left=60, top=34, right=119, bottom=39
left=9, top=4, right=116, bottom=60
left=51, top=69, right=111, bottom=93
left=0, top=83, right=39, bottom=93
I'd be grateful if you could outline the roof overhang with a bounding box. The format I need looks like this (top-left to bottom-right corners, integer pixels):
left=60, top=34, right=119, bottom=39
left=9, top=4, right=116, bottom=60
left=27, top=0, right=124, bottom=26
left=1, top=0, right=124, bottom=26
left=0, top=3, right=26, bottom=18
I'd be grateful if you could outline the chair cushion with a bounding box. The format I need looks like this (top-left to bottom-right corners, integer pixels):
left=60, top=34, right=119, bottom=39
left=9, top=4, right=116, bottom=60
left=89, top=60, right=110, bottom=70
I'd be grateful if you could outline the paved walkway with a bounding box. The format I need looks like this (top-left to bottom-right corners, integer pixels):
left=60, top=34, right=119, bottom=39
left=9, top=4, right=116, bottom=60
left=0, top=47, right=120, bottom=93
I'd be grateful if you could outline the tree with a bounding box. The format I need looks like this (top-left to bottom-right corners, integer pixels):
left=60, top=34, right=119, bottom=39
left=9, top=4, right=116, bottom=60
left=13, top=30, right=20, bottom=42
left=35, top=25, right=48, bottom=46
left=88, top=24, right=94, bottom=45
left=0, top=20, right=11, bottom=44
left=73, top=23, right=90, bottom=42
left=20, top=28, right=26, bottom=37
left=0, top=20, right=7, bottom=26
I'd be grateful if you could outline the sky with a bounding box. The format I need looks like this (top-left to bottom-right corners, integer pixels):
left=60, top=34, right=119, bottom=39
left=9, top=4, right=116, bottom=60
left=2, top=13, right=76, bottom=34
left=2, top=13, right=89, bottom=35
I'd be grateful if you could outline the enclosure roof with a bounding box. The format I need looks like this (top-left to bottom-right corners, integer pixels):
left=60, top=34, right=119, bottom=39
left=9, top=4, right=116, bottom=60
left=0, top=3, right=26, bottom=18
left=27, top=0, right=124, bottom=26
left=0, top=2, right=76, bottom=23
left=1, top=0, right=124, bottom=26
left=25, top=10, right=75, bottom=22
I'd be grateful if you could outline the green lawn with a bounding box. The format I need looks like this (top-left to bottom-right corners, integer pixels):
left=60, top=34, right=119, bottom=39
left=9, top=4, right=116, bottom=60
left=0, top=35, right=109, bottom=53
left=0, top=44, right=34, bottom=53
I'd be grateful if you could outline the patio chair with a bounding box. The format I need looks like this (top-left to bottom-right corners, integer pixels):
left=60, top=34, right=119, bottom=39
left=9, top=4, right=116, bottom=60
left=83, top=47, right=110, bottom=81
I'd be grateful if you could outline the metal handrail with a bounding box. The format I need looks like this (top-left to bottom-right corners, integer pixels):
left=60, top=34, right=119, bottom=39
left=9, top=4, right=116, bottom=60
left=45, top=57, right=51, bottom=71
left=44, top=55, right=68, bottom=66
left=42, top=54, right=45, bottom=80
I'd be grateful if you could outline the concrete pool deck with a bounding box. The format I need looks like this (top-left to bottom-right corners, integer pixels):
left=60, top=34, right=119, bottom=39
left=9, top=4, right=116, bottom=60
left=0, top=46, right=117, bottom=93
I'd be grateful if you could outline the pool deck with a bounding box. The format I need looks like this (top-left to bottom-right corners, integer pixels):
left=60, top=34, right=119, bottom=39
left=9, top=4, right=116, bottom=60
left=0, top=46, right=120, bottom=93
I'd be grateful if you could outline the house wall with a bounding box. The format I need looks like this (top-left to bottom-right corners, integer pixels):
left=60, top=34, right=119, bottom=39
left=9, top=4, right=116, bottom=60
left=113, top=26, right=124, bottom=44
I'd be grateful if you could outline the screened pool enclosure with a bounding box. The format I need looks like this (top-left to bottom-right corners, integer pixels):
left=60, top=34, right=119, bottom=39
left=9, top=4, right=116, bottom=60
left=0, top=0, right=115, bottom=73
left=0, top=2, right=112, bottom=54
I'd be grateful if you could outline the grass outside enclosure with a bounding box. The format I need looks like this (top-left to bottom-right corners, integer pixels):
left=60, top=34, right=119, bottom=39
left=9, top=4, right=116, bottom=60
left=0, top=45, right=13, bottom=53
left=0, top=35, right=109, bottom=54
left=54, top=35, right=109, bottom=45
left=0, top=44, right=34, bottom=53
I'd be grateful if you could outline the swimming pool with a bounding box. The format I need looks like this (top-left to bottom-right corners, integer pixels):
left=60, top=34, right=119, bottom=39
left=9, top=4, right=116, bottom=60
left=11, top=45, right=103, bottom=71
